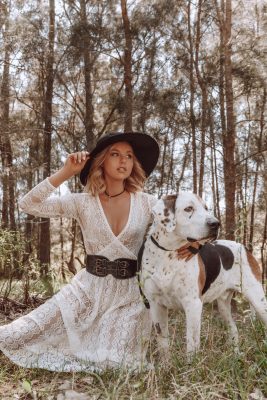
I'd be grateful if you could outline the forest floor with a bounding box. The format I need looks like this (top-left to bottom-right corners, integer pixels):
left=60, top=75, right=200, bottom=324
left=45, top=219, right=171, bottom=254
left=0, top=294, right=267, bottom=400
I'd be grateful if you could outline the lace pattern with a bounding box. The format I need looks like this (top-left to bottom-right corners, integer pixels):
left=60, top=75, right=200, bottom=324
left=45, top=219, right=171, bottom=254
left=0, top=179, right=157, bottom=372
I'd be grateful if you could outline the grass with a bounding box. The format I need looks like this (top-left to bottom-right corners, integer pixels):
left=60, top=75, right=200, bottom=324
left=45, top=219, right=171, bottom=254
left=0, top=299, right=267, bottom=400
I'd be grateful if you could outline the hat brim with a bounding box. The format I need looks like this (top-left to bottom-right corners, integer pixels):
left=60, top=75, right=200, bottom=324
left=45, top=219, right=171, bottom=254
left=80, top=132, right=159, bottom=186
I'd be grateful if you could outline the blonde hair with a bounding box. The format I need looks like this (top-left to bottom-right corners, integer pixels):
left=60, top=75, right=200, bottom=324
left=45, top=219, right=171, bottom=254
left=84, top=144, right=147, bottom=196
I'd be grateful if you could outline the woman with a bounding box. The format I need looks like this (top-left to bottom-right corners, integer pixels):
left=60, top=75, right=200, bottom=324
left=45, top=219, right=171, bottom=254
left=0, top=132, right=160, bottom=372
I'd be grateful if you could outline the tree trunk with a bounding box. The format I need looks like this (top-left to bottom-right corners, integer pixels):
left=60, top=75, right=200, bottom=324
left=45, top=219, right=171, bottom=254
left=198, top=88, right=207, bottom=198
left=260, top=88, right=267, bottom=289
left=23, top=137, right=36, bottom=264
left=214, top=0, right=228, bottom=235
left=209, top=106, right=221, bottom=222
left=166, top=136, right=175, bottom=193
left=261, top=210, right=267, bottom=290
left=176, top=140, right=190, bottom=194
left=211, top=115, right=221, bottom=221
left=80, top=0, right=95, bottom=149
left=222, top=0, right=236, bottom=240
left=248, top=87, right=266, bottom=251
left=121, top=0, right=133, bottom=132
left=0, top=5, right=15, bottom=230
left=39, top=0, right=55, bottom=275
left=195, top=0, right=207, bottom=198
left=188, top=0, right=197, bottom=194
left=158, top=135, right=167, bottom=197
left=138, top=35, right=156, bottom=132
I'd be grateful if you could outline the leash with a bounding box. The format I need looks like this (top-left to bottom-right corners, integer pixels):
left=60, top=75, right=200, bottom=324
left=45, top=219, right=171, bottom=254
left=137, top=241, right=150, bottom=309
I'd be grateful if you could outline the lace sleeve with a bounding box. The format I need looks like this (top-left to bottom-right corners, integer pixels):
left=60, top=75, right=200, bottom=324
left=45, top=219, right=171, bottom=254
left=19, top=178, right=78, bottom=219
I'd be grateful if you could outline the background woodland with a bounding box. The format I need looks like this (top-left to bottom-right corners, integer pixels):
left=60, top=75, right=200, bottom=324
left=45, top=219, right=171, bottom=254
left=0, top=0, right=266, bottom=293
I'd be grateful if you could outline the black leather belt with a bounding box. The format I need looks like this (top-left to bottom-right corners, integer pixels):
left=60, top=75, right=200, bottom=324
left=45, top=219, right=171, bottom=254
left=86, top=255, right=137, bottom=279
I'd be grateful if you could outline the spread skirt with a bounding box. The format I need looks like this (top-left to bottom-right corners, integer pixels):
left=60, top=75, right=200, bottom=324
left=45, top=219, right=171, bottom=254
left=0, top=269, right=152, bottom=372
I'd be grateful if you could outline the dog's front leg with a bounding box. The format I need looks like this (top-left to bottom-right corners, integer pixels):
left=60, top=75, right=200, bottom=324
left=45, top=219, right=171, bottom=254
left=150, top=302, right=170, bottom=360
left=183, top=298, right=203, bottom=357
left=217, top=291, right=239, bottom=351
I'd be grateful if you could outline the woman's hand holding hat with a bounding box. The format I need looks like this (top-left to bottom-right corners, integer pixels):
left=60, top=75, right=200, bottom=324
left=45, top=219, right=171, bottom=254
left=48, top=151, right=90, bottom=188
left=64, top=151, right=90, bottom=176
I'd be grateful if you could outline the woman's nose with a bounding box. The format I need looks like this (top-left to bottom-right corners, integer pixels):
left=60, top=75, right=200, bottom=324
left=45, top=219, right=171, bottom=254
left=119, top=154, right=127, bottom=162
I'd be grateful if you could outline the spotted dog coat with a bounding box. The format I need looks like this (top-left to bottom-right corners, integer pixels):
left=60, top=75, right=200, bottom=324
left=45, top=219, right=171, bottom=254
left=141, top=193, right=267, bottom=356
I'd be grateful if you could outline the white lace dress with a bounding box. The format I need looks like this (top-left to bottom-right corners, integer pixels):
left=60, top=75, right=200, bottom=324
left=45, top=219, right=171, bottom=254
left=0, top=178, right=157, bottom=372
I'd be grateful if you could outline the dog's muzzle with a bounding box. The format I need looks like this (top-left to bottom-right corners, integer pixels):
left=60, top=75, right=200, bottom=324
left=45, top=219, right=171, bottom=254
left=207, top=218, right=220, bottom=237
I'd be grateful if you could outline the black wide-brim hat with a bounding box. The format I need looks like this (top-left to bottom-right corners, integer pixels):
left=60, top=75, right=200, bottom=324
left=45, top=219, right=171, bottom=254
left=80, top=132, right=159, bottom=186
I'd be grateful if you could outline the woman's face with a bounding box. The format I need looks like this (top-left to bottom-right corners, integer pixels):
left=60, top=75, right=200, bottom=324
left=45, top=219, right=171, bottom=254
left=102, top=141, right=134, bottom=182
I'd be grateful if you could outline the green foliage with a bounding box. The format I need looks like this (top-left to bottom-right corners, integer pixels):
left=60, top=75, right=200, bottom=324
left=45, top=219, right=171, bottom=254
left=22, top=379, right=32, bottom=394
left=0, top=229, right=26, bottom=278
left=0, top=229, right=49, bottom=301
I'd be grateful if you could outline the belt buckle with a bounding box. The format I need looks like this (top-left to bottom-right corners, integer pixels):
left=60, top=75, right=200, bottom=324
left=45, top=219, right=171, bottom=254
left=105, top=260, right=115, bottom=277
left=95, top=258, right=107, bottom=277
left=118, top=260, right=128, bottom=278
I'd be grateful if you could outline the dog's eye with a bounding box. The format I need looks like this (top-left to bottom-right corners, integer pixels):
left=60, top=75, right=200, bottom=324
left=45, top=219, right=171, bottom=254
left=204, top=205, right=208, bottom=211
left=184, top=206, right=193, bottom=212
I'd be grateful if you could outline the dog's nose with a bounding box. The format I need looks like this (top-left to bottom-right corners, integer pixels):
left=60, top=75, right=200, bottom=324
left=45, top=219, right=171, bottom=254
left=207, top=218, right=220, bottom=230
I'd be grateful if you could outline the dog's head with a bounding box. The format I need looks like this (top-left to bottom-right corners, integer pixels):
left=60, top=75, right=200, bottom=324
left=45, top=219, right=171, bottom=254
left=152, top=193, right=220, bottom=242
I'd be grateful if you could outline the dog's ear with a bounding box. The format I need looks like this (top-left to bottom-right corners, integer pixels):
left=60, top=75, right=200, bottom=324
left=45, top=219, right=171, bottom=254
left=162, top=194, right=177, bottom=232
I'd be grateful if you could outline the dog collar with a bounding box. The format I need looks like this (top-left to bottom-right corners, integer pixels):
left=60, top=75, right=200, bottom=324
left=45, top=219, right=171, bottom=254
left=150, top=235, right=200, bottom=255
left=150, top=235, right=172, bottom=251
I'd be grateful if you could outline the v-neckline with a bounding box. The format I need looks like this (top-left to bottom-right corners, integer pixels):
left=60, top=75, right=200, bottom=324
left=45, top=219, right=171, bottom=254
left=96, top=193, right=133, bottom=238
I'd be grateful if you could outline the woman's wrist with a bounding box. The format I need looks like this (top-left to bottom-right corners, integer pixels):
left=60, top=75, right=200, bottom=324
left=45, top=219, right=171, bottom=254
left=48, top=167, right=74, bottom=188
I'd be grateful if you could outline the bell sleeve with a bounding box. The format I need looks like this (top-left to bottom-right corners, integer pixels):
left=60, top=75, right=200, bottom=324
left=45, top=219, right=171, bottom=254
left=19, top=178, right=79, bottom=220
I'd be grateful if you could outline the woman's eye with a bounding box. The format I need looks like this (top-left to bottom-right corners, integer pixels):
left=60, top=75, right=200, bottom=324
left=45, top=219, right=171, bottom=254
left=126, top=154, right=133, bottom=159
left=111, top=152, right=119, bottom=157
left=184, top=206, right=193, bottom=212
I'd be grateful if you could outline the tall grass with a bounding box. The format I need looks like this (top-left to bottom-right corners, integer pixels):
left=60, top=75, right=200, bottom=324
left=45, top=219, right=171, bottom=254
left=1, top=300, right=266, bottom=399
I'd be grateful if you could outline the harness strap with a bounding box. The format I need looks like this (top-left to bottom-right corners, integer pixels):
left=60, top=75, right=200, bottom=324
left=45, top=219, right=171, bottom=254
left=137, top=241, right=150, bottom=309
left=150, top=235, right=171, bottom=251
left=151, top=235, right=201, bottom=255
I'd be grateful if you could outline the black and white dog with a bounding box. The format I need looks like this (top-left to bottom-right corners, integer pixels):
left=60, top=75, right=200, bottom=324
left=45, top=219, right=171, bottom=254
left=141, top=193, right=267, bottom=357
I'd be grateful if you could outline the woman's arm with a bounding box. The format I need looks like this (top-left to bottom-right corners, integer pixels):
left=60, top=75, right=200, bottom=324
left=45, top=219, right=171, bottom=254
left=49, top=151, right=89, bottom=187
left=19, top=151, right=90, bottom=219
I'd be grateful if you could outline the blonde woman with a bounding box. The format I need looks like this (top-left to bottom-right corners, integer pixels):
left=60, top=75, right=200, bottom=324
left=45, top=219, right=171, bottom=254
left=0, top=132, right=160, bottom=372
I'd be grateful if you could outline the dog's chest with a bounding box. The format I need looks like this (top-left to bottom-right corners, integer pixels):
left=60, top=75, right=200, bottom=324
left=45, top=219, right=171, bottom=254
left=142, top=245, right=200, bottom=307
left=142, top=245, right=179, bottom=280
